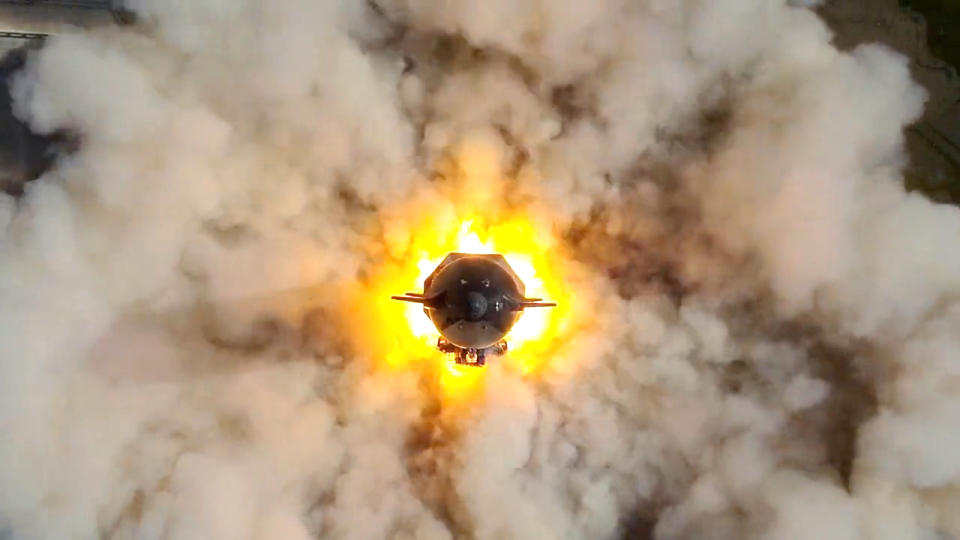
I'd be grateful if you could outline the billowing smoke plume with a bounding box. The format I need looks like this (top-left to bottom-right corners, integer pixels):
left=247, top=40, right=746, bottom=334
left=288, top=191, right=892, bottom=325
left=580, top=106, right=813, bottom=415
left=1, top=0, right=958, bottom=538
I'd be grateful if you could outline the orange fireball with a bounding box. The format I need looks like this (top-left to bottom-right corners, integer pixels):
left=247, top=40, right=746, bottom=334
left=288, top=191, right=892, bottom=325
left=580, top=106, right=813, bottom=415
left=380, top=215, right=572, bottom=371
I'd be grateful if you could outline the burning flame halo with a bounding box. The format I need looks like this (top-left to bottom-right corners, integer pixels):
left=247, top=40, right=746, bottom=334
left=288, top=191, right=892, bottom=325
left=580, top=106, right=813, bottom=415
left=362, top=214, right=574, bottom=396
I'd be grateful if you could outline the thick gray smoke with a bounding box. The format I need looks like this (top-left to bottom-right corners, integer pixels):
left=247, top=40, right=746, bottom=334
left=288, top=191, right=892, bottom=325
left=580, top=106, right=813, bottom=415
left=1, top=0, right=959, bottom=538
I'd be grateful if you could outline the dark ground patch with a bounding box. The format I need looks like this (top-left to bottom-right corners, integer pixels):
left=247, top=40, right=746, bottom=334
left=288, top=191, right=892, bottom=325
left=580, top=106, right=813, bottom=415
left=819, top=0, right=960, bottom=205
left=0, top=41, right=62, bottom=196
left=900, top=0, right=960, bottom=70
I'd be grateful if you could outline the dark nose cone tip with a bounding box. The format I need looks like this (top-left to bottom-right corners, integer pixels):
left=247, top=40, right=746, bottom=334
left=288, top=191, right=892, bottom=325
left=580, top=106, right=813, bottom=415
left=466, top=292, right=488, bottom=321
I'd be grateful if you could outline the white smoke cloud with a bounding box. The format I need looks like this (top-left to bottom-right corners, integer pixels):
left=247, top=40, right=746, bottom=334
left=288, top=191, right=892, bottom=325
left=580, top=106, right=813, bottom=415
left=1, top=0, right=958, bottom=539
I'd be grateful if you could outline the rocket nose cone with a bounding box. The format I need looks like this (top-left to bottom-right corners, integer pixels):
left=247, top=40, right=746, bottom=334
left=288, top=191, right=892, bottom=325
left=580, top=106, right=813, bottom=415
left=466, top=291, right=488, bottom=321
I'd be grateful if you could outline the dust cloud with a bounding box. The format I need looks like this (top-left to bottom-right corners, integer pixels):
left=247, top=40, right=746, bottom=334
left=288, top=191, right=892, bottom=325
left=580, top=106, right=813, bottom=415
left=1, top=1, right=958, bottom=539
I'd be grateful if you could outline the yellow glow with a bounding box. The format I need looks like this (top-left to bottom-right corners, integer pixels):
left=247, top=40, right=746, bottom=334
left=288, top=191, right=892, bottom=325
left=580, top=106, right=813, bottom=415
left=347, top=143, right=576, bottom=402
left=439, top=360, right=485, bottom=400
left=371, top=214, right=573, bottom=385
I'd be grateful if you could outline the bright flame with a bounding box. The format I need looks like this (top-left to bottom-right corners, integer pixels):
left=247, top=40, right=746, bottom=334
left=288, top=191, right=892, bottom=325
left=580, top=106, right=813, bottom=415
left=405, top=217, right=571, bottom=372
left=352, top=208, right=574, bottom=401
